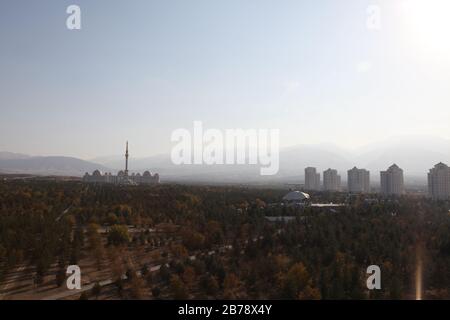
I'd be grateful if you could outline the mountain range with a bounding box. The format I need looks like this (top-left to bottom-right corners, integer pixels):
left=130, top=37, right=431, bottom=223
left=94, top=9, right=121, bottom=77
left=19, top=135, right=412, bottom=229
left=1, top=136, right=450, bottom=185
left=0, top=152, right=109, bottom=177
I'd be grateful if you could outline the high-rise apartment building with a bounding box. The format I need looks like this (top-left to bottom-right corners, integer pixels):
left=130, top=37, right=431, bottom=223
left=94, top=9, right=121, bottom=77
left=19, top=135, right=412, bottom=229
left=347, top=167, right=370, bottom=193
left=323, top=168, right=341, bottom=191
left=305, top=167, right=321, bottom=191
left=380, top=164, right=405, bottom=196
left=428, top=162, right=450, bottom=200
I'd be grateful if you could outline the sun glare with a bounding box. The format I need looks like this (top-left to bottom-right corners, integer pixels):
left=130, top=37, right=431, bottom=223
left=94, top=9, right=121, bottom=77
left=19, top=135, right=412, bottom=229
left=401, top=0, right=450, bottom=58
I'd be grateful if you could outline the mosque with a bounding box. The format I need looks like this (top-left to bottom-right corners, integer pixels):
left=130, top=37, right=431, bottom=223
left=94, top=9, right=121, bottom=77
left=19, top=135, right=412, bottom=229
left=83, top=142, right=160, bottom=185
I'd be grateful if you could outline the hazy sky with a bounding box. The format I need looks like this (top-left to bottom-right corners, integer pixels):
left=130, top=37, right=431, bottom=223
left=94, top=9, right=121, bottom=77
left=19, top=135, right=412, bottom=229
left=1, top=0, right=450, bottom=159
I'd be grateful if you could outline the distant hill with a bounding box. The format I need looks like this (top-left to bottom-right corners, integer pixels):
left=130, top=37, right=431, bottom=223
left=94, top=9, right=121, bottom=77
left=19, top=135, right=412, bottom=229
left=355, top=136, right=450, bottom=177
left=0, top=154, right=110, bottom=176
left=0, top=151, right=30, bottom=160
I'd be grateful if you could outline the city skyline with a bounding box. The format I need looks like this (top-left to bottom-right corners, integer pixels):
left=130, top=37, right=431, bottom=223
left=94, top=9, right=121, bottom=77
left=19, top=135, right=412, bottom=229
left=302, top=163, right=449, bottom=199
left=2, top=141, right=450, bottom=186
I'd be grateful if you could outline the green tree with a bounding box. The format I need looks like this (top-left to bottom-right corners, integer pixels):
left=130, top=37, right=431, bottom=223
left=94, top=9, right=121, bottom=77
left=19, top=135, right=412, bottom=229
left=108, top=225, right=130, bottom=246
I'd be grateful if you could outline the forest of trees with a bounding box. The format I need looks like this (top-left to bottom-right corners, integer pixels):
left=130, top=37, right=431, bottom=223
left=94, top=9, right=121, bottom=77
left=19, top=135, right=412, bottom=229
left=0, top=180, right=449, bottom=299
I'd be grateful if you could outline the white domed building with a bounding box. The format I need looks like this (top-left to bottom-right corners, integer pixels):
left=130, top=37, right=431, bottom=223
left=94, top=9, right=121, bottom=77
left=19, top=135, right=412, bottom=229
left=282, top=191, right=311, bottom=206
left=83, top=142, right=160, bottom=185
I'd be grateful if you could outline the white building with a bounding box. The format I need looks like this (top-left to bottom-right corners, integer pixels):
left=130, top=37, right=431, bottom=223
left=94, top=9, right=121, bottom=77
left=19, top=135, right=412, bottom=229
left=83, top=142, right=160, bottom=185
left=282, top=191, right=311, bottom=206
left=323, top=168, right=341, bottom=191
left=347, top=167, right=370, bottom=193
left=428, top=162, right=450, bottom=200
left=380, top=164, right=405, bottom=196
left=305, top=167, right=321, bottom=191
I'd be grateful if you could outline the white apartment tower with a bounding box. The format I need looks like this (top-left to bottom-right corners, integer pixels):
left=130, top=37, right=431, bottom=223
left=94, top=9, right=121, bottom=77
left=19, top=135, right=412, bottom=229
left=347, top=167, right=370, bottom=193
left=323, top=168, right=341, bottom=191
left=428, top=162, right=450, bottom=200
left=380, top=164, right=405, bottom=196
left=305, top=167, right=321, bottom=191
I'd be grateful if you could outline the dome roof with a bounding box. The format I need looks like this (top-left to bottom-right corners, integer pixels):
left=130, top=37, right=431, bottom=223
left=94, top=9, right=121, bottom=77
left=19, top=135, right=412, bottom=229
left=118, top=170, right=125, bottom=176
left=92, top=170, right=102, bottom=176
left=143, top=171, right=152, bottom=177
left=283, top=191, right=310, bottom=202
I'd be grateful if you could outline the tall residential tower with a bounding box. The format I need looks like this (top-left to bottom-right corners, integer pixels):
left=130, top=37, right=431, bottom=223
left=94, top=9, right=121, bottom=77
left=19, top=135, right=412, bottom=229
left=305, top=167, right=321, bottom=191
left=380, top=164, right=405, bottom=196
left=323, top=168, right=341, bottom=191
left=428, top=162, right=450, bottom=200
left=347, top=167, right=370, bottom=193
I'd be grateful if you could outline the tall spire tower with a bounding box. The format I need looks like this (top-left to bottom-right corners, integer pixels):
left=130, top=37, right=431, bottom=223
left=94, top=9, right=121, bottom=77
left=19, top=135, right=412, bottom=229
left=125, top=141, right=129, bottom=176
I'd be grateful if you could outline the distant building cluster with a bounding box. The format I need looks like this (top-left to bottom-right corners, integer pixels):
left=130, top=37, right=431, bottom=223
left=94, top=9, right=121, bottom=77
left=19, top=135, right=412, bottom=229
left=83, top=142, right=160, bottom=186
left=83, top=169, right=159, bottom=185
left=304, top=166, right=371, bottom=193
left=303, top=162, right=450, bottom=200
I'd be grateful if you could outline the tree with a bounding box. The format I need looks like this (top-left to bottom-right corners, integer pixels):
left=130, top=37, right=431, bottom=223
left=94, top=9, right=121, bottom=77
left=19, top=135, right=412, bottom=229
left=141, top=264, right=149, bottom=277
left=115, top=278, right=124, bottom=297
left=152, top=286, right=161, bottom=299
left=181, top=228, right=205, bottom=250
left=0, top=245, right=6, bottom=262
left=282, top=263, right=321, bottom=300
left=159, top=264, right=170, bottom=284
left=205, top=221, right=224, bottom=246
left=182, top=266, right=196, bottom=289
left=108, top=225, right=130, bottom=246
left=223, top=273, right=240, bottom=299
left=170, top=275, right=188, bottom=299
left=87, top=223, right=104, bottom=269
left=170, top=243, right=188, bottom=259
left=200, top=274, right=219, bottom=297
left=79, top=292, right=89, bottom=300
left=107, top=213, right=119, bottom=226
left=92, top=282, right=102, bottom=299
left=109, top=248, right=126, bottom=283
left=55, top=267, right=66, bottom=287
left=130, top=276, right=145, bottom=299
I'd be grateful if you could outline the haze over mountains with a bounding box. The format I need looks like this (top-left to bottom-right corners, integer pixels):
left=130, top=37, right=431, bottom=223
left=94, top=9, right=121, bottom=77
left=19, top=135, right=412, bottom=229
left=1, top=136, right=449, bottom=185
left=0, top=152, right=109, bottom=177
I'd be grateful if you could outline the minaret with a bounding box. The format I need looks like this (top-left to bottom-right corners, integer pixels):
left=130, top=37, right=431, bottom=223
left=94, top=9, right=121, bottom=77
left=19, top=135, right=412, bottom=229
left=125, top=141, right=129, bottom=176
